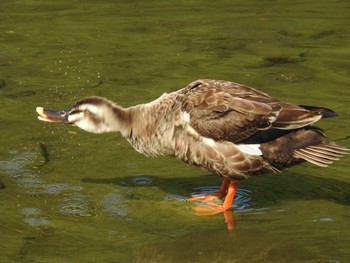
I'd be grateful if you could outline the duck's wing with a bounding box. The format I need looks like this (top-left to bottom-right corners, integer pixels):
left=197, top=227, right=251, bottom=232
left=180, top=79, right=327, bottom=143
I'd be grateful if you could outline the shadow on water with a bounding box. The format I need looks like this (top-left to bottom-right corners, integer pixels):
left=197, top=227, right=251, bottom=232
left=82, top=170, right=350, bottom=208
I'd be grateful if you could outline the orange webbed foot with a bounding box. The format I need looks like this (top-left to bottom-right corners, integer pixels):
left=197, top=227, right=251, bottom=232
left=188, top=193, right=224, bottom=202
left=190, top=181, right=238, bottom=231
left=189, top=178, right=231, bottom=203
left=192, top=202, right=232, bottom=216
left=192, top=204, right=236, bottom=231
left=191, top=180, right=238, bottom=216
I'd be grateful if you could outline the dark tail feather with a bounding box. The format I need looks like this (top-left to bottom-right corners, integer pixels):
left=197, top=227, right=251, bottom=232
left=260, top=128, right=348, bottom=169
left=299, top=105, right=338, bottom=118
left=294, top=142, right=349, bottom=167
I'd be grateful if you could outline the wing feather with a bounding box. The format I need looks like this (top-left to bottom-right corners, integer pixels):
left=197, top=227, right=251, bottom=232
left=180, top=79, right=327, bottom=143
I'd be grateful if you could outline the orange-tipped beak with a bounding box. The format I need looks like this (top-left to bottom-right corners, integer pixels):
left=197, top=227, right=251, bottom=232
left=36, top=107, right=70, bottom=123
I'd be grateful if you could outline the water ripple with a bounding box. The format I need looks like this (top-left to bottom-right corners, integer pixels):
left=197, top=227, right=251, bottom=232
left=1, top=151, right=93, bottom=220
left=191, top=185, right=254, bottom=212
left=59, top=194, right=89, bottom=215
left=23, top=217, right=51, bottom=227
left=10, top=172, right=43, bottom=188
left=42, top=183, right=72, bottom=194
left=131, top=176, right=153, bottom=186
left=21, top=207, right=41, bottom=216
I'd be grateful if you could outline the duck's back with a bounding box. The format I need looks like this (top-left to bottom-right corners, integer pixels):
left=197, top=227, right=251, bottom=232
left=179, top=79, right=337, bottom=144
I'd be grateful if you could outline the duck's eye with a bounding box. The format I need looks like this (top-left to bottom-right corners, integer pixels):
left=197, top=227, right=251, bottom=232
left=59, top=110, right=67, bottom=117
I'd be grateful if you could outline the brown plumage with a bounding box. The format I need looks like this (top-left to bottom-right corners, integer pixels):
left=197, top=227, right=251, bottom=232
left=36, top=79, right=348, bottom=219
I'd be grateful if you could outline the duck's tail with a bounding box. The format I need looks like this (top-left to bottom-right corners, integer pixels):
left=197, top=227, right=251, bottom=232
left=294, top=142, right=348, bottom=167
left=260, top=127, right=348, bottom=169
left=298, top=105, right=338, bottom=118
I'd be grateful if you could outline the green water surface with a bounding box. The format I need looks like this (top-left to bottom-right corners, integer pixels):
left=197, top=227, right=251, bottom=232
left=1, top=1, right=350, bottom=262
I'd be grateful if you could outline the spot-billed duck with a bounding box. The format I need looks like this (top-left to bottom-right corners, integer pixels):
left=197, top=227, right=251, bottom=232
left=36, top=79, right=348, bottom=218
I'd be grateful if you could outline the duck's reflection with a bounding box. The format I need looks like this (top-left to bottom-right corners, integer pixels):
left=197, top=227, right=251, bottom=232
left=132, top=226, right=320, bottom=263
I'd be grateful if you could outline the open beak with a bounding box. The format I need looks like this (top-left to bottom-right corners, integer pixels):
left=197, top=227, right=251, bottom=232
left=36, top=107, right=70, bottom=123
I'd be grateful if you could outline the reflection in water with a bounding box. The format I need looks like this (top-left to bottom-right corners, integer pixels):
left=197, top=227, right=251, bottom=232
left=101, top=192, right=129, bottom=218
left=42, top=183, right=82, bottom=195
left=0, top=151, right=94, bottom=223
left=11, top=172, right=43, bottom=189
left=132, top=228, right=325, bottom=263
left=163, top=194, right=187, bottom=201
left=20, top=207, right=51, bottom=227
left=0, top=152, right=45, bottom=191
left=0, top=150, right=133, bottom=221
left=190, top=184, right=268, bottom=230
left=0, top=152, right=36, bottom=176
left=0, top=152, right=85, bottom=195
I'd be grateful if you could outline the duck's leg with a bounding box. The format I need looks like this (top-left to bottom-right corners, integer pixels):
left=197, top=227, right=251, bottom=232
left=221, top=181, right=238, bottom=210
left=189, top=178, right=230, bottom=202
left=223, top=211, right=235, bottom=231
left=192, top=181, right=238, bottom=215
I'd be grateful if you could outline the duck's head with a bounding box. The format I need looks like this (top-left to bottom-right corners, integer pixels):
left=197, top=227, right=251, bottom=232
left=36, top=96, right=125, bottom=133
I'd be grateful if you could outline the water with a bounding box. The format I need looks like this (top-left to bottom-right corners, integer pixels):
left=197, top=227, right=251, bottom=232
left=1, top=0, right=350, bottom=262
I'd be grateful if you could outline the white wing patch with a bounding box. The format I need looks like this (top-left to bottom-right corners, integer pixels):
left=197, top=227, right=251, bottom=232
left=181, top=111, right=191, bottom=123
left=181, top=110, right=261, bottom=154
left=202, top=137, right=216, bottom=147
left=237, top=144, right=262, bottom=156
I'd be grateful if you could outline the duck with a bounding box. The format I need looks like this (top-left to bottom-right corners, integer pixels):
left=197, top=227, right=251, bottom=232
left=36, top=79, right=348, bottom=216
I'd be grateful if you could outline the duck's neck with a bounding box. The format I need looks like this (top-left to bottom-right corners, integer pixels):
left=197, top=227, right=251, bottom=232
left=100, top=96, right=177, bottom=157
left=111, top=102, right=170, bottom=155
left=107, top=104, right=135, bottom=137
left=107, top=103, right=149, bottom=138
left=116, top=104, right=150, bottom=137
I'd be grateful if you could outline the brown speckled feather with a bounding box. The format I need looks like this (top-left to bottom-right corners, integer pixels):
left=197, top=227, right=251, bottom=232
left=36, top=79, right=348, bottom=182
left=180, top=80, right=330, bottom=142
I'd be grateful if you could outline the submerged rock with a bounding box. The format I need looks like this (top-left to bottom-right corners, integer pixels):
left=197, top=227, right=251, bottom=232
left=262, top=54, right=306, bottom=66
left=39, top=143, right=50, bottom=163
left=0, top=79, right=5, bottom=89
left=311, top=30, right=336, bottom=39
left=5, top=90, right=36, bottom=98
